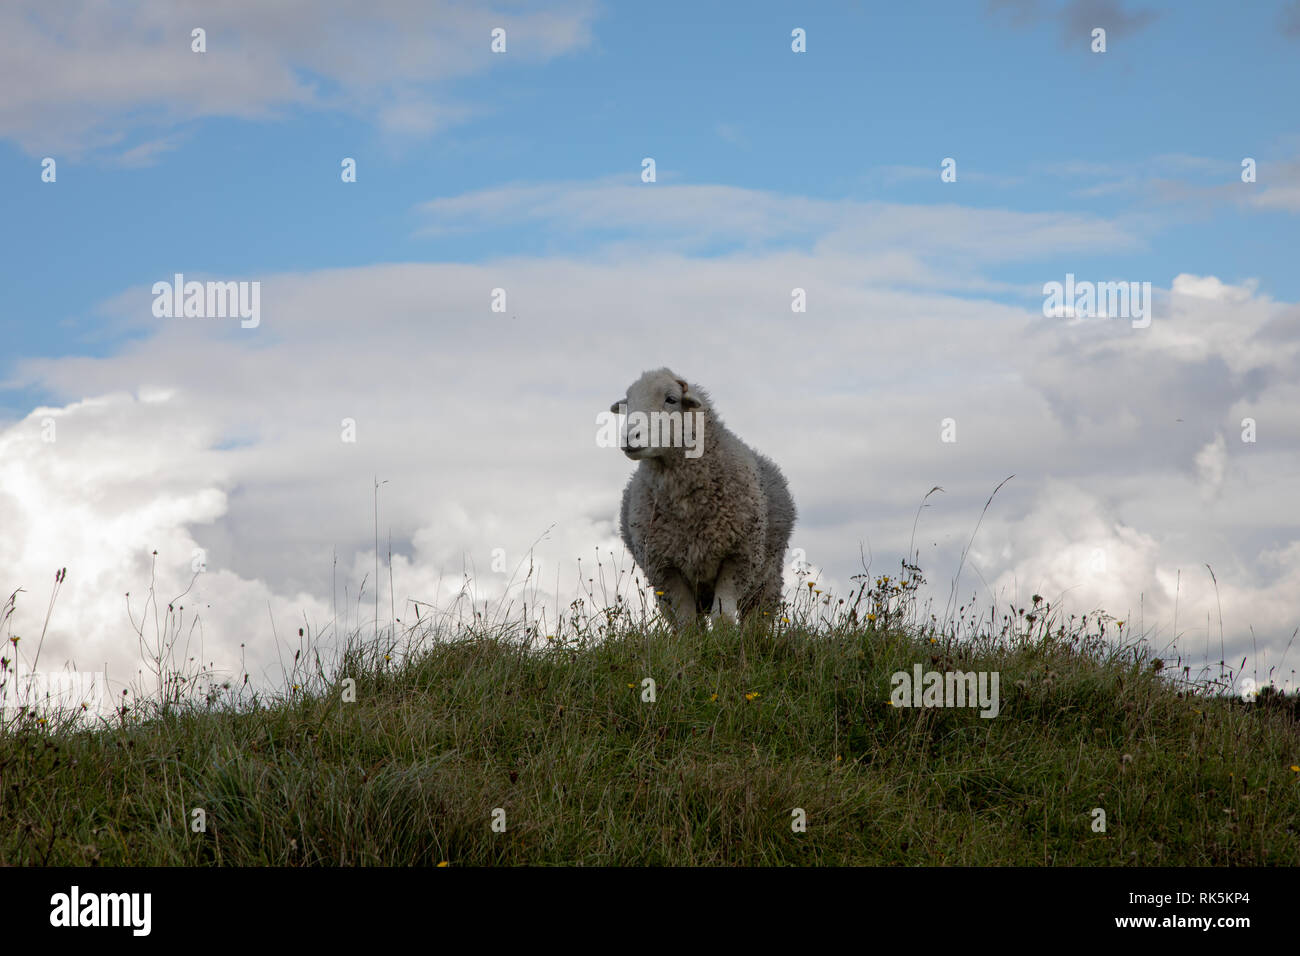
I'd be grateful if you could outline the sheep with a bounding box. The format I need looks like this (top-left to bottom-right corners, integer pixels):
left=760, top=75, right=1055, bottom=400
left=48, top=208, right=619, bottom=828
left=609, top=368, right=796, bottom=628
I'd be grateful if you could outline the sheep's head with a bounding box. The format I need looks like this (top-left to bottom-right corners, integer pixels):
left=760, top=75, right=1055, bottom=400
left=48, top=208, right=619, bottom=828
left=609, top=367, right=704, bottom=461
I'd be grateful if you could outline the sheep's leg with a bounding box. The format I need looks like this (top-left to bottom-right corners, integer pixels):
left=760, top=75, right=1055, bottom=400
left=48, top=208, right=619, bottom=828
left=657, top=571, right=698, bottom=630
left=711, top=561, right=742, bottom=624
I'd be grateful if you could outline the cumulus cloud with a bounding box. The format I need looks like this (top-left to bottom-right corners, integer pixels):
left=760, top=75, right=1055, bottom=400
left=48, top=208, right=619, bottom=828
left=1194, top=434, right=1227, bottom=500
left=0, top=390, right=331, bottom=693
left=973, top=481, right=1163, bottom=618
left=974, top=476, right=1300, bottom=685
left=3, top=180, right=1298, bottom=697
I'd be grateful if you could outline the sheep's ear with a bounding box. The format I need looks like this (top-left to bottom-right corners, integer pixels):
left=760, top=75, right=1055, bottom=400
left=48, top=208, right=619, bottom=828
left=676, top=379, right=701, bottom=409
left=610, top=398, right=627, bottom=413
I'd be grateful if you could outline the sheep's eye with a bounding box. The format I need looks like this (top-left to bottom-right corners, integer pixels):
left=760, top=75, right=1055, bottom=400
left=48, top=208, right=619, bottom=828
left=665, top=395, right=678, bottom=404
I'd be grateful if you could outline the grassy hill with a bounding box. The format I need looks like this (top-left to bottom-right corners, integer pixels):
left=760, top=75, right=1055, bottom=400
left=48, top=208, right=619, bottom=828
left=3, top=577, right=1298, bottom=866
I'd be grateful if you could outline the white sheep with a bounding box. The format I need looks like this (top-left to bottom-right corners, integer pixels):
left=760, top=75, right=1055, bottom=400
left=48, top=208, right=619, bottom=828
left=610, top=368, right=796, bottom=628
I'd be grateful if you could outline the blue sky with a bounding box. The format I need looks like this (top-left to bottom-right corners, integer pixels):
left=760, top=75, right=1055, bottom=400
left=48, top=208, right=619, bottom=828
left=2, top=0, right=1299, bottom=694
left=4, top=0, right=1298, bottom=420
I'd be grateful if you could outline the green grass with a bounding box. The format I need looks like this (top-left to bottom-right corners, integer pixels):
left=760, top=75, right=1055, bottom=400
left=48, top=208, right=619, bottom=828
left=3, top=590, right=1298, bottom=866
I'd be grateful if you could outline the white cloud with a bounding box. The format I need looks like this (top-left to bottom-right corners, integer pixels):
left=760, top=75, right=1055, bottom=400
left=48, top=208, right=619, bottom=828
left=3, top=183, right=1298, bottom=696
left=0, top=0, right=598, bottom=154
left=112, top=135, right=185, bottom=168
left=1194, top=434, right=1227, bottom=500
left=974, top=473, right=1300, bottom=685
left=1037, top=153, right=1300, bottom=219
left=975, top=481, right=1163, bottom=618
left=416, top=179, right=1143, bottom=284
left=1247, top=185, right=1300, bottom=213
left=1171, top=274, right=1242, bottom=301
